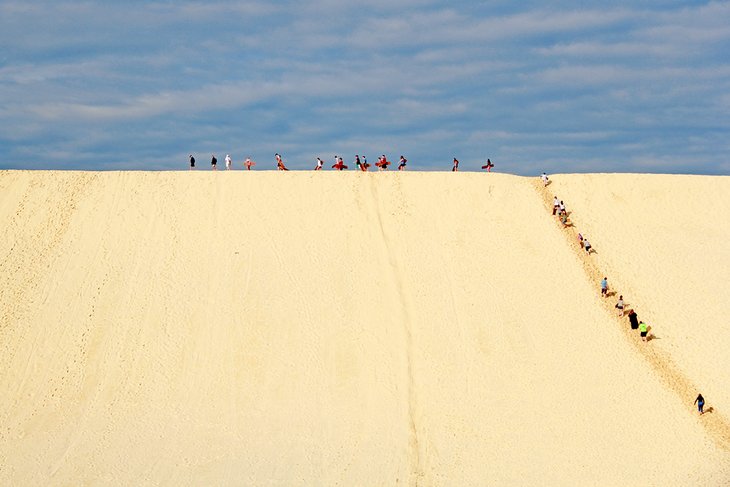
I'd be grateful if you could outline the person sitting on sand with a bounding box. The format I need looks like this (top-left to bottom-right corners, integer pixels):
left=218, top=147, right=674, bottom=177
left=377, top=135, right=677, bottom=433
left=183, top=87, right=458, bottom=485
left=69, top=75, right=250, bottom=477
left=244, top=157, right=256, bottom=170
left=452, top=158, right=459, bottom=172
left=628, top=310, right=639, bottom=330
left=638, top=321, right=649, bottom=342
left=694, top=394, right=705, bottom=415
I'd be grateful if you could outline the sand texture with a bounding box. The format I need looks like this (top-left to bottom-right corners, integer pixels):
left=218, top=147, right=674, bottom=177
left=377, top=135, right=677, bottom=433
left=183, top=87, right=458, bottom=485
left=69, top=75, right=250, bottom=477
left=1, top=170, right=729, bottom=485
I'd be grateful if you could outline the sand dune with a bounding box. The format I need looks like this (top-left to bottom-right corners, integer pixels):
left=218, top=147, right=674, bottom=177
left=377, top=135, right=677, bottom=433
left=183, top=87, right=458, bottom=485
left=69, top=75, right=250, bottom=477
left=0, top=170, right=728, bottom=485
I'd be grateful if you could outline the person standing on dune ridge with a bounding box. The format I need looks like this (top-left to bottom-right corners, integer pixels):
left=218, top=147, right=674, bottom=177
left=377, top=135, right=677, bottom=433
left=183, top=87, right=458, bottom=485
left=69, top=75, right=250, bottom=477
left=694, top=394, right=705, bottom=415
left=452, top=158, right=459, bottom=172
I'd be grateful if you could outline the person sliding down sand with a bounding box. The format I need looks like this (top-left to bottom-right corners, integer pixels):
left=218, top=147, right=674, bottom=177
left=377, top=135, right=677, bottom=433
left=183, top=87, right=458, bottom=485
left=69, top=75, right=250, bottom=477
left=314, top=158, right=324, bottom=170
left=244, top=157, right=256, bottom=170
left=452, top=158, right=459, bottom=172
left=481, top=159, right=494, bottom=171
left=398, top=156, right=407, bottom=171
left=275, top=153, right=289, bottom=171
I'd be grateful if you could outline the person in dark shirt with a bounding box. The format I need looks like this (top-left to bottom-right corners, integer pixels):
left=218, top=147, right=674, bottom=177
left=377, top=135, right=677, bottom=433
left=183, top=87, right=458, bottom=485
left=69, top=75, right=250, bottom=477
left=189, top=154, right=195, bottom=170
left=628, top=310, right=639, bottom=330
left=694, top=394, right=705, bottom=415
left=211, top=154, right=217, bottom=170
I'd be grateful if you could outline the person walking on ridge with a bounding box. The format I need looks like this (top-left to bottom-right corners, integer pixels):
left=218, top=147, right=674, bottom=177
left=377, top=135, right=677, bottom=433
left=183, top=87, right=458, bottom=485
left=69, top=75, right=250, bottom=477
left=481, top=159, right=494, bottom=171
left=225, top=154, right=232, bottom=170
left=275, top=153, right=289, bottom=171
left=398, top=155, right=407, bottom=171
left=452, top=158, right=459, bottom=172
left=189, top=154, right=195, bottom=170
left=315, top=157, right=324, bottom=170
left=694, top=394, right=705, bottom=415
left=244, top=157, right=255, bottom=170
left=211, top=154, right=217, bottom=170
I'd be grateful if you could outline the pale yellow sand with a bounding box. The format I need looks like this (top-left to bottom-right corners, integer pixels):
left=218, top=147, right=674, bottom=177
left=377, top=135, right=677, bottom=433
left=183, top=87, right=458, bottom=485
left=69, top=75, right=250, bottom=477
left=0, top=171, right=728, bottom=485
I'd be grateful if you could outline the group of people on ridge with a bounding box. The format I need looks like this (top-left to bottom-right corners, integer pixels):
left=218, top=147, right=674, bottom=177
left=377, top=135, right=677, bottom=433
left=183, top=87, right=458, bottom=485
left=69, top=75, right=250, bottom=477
left=189, top=153, right=495, bottom=171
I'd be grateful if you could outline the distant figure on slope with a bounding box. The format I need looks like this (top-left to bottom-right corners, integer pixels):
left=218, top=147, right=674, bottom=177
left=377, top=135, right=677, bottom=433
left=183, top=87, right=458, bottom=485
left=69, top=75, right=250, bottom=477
left=275, top=153, right=289, bottom=171
left=315, top=157, right=324, bottom=170
left=541, top=172, right=549, bottom=186
left=376, top=155, right=391, bottom=170
left=244, top=157, right=256, bottom=170
left=559, top=200, right=566, bottom=215
left=481, top=159, right=494, bottom=171
left=694, top=394, right=705, bottom=415
left=638, top=320, right=648, bottom=342
left=332, top=156, right=347, bottom=170
left=452, top=158, right=459, bottom=172
left=211, top=154, right=217, bottom=170
left=552, top=196, right=559, bottom=215
left=398, top=155, right=407, bottom=171
left=189, top=154, right=195, bottom=170
left=583, top=236, right=593, bottom=254
left=601, top=277, right=608, bottom=297
left=615, top=295, right=625, bottom=317
left=560, top=211, right=568, bottom=227
left=225, top=154, right=232, bottom=170
left=577, top=233, right=584, bottom=248
left=628, top=309, right=639, bottom=330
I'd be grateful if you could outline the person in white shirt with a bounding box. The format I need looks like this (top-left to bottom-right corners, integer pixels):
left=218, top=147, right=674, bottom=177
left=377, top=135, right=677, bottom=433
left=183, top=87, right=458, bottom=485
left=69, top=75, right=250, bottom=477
left=225, top=154, right=232, bottom=170
left=315, top=158, right=323, bottom=170
left=541, top=173, right=549, bottom=186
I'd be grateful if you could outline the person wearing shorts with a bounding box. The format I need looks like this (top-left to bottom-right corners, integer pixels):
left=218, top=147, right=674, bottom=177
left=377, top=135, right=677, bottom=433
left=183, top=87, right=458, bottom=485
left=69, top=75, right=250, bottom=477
left=584, top=238, right=592, bottom=254
left=601, top=277, right=608, bottom=297
left=639, top=321, right=648, bottom=342
left=615, top=295, right=624, bottom=316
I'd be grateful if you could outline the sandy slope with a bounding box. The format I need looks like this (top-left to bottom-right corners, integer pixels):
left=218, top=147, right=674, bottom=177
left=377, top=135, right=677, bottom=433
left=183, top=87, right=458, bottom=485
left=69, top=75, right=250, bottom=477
left=0, top=170, right=728, bottom=485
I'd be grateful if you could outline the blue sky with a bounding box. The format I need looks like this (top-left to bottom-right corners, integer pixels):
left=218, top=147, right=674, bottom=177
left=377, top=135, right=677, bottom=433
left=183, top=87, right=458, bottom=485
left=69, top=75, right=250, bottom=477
left=1, top=1, right=729, bottom=174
